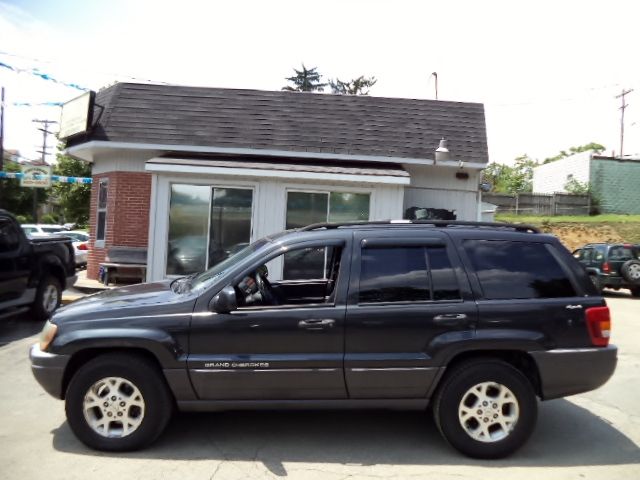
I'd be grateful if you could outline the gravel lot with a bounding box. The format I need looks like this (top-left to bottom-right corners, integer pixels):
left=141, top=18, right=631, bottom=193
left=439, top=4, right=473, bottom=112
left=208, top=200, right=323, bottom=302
left=0, top=293, right=638, bottom=480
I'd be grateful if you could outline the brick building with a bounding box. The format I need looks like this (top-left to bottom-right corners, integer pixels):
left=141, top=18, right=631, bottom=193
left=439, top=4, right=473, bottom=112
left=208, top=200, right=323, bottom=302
left=60, top=83, right=489, bottom=282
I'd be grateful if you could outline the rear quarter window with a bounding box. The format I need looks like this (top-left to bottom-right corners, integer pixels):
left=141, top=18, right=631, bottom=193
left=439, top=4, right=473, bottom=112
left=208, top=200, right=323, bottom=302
left=463, top=240, right=576, bottom=299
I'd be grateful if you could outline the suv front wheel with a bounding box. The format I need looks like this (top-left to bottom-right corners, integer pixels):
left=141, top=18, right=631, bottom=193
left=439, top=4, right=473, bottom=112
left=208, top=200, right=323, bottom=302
left=433, top=359, right=537, bottom=459
left=65, top=353, right=173, bottom=451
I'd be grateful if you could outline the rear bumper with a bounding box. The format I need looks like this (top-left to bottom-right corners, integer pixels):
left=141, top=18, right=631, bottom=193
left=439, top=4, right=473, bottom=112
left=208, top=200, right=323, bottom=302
left=29, top=343, right=70, bottom=399
left=530, top=345, right=617, bottom=400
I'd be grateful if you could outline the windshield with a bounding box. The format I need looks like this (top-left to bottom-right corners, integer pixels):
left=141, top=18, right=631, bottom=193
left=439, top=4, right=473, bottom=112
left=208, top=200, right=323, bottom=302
left=186, top=238, right=271, bottom=292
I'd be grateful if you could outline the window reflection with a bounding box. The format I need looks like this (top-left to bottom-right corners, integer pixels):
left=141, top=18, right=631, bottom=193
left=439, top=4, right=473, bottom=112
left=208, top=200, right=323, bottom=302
left=284, top=190, right=370, bottom=279
left=167, top=185, right=209, bottom=275
left=208, top=188, right=253, bottom=268
left=463, top=240, right=576, bottom=299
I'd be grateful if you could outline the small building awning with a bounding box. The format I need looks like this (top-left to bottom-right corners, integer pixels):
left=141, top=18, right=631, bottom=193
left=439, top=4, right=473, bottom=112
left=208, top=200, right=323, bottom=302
left=145, top=157, right=410, bottom=185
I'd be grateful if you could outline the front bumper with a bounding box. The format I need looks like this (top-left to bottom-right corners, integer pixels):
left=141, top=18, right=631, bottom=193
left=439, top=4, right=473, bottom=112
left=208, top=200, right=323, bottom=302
left=530, top=345, right=617, bottom=400
left=29, top=343, right=70, bottom=399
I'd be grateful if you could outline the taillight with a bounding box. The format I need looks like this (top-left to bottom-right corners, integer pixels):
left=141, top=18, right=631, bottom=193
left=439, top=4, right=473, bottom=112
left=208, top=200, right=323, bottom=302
left=602, top=262, right=610, bottom=273
left=78, top=243, right=88, bottom=251
left=586, top=306, right=611, bottom=347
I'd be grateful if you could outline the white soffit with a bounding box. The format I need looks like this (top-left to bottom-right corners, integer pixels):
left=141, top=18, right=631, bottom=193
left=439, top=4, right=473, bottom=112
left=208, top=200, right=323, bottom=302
left=145, top=158, right=412, bottom=185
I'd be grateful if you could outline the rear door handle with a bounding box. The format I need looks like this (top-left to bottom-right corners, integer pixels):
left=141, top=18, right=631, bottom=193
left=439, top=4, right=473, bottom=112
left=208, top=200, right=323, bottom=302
left=433, top=313, right=468, bottom=324
left=298, top=319, right=335, bottom=330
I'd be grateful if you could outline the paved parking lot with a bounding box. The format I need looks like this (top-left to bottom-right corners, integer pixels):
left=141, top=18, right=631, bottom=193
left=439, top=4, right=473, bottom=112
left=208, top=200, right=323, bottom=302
left=0, top=293, right=638, bottom=480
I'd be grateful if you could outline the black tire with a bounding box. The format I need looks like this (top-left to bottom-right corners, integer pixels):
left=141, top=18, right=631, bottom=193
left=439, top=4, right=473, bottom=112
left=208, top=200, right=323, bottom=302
left=630, top=286, right=640, bottom=298
left=433, top=359, right=537, bottom=459
left=65, top=353, right=173, bottom=451
left=31, top=275, right=61, bottom=321
left=621, top=260, right=640, bottom=284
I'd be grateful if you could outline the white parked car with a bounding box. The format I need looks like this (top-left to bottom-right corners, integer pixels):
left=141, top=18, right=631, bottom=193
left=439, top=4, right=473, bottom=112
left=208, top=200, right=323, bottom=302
left=21, top=224, right=66, bottom=237
left=53, top=230, right=90, bottom=267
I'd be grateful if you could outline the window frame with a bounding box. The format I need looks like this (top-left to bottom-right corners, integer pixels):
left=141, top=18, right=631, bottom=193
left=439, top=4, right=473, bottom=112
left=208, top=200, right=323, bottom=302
left=95, top=178, right=109, bottom=248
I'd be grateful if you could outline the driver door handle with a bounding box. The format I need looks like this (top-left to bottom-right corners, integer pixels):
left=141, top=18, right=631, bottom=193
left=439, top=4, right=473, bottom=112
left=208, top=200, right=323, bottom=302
left=433, top=313, right=468, bottom=325
left=298, top=319, right=335, bottom=330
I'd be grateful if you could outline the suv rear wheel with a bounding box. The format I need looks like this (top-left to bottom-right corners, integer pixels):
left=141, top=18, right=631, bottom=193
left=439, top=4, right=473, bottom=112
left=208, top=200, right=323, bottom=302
left=433, top=359, right=537, bottom=459
left=621, top=260, right=640, bottom=285
left=65, top=353, right=173, bottom=451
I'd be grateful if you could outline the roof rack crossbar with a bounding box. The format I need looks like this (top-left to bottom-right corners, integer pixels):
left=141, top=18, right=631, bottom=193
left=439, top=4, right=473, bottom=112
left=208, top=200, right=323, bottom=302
left=299, top=219, right=540, bottom=234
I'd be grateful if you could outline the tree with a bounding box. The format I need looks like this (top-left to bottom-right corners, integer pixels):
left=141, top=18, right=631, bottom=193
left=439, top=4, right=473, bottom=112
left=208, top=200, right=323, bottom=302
left=0, top=160, right=48, bottom=220
left=329, top=75, right=377, bottom=95
left=282, top=64, right=328, bottom=92
left=53, top=149, right=91, bottom=226
left=543, top=142, right=605, bottom=164
left=482, top=155, right=537, bottom=194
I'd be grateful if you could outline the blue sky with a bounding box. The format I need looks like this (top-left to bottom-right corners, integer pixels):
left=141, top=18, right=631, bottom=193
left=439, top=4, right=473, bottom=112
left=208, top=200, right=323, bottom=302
left=1, top=0, right=639, bottom=164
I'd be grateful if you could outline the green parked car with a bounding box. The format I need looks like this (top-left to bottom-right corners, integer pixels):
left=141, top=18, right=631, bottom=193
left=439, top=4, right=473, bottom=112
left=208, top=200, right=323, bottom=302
left=573, top=243, right=640, bottom=297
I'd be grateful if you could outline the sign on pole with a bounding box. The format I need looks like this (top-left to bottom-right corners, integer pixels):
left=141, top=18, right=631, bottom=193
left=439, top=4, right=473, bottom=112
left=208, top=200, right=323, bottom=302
left=20, top=165, right=52, bottom=188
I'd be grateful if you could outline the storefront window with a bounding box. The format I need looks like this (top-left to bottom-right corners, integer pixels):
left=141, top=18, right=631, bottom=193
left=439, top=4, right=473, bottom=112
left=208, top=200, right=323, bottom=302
left=167, top=185, right=254, bottom=276
left=208, top=188, right=253, bottom=268
left=167, top=185, right=210, bottom=275
left=284, top=190, right=370, bottom=279
left=328, top=192, right=370, bottom=223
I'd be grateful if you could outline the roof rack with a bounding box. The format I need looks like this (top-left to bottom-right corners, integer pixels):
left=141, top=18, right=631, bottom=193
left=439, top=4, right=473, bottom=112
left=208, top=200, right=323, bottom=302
left=299, top=219, right=541, bottom=234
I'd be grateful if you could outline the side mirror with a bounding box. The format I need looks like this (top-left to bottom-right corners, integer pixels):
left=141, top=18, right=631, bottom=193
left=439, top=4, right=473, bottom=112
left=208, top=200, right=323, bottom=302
left=210, top=286, right=237, bottom=313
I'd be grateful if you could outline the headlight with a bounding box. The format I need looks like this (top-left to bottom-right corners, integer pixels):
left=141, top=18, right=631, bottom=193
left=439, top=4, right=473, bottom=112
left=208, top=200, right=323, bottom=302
left=39, top=321, right=58, bottom=351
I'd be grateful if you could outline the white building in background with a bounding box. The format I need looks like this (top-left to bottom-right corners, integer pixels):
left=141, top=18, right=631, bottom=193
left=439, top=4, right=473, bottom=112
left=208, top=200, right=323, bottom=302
left=532, top=152, right=592, bottom=194
left=62, top=83, right=490, bottom=282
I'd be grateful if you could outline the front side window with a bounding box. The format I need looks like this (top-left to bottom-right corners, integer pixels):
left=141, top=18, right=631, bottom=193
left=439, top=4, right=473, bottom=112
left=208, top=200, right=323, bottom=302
left=96, top=179, right=108, bottom=242
left=463, top=240, right=576, bottom=299
left=235, top=244, right=343, bottom=308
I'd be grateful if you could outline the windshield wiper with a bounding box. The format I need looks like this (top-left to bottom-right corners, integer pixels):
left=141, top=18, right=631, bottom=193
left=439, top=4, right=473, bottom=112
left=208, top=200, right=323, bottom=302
left=172, top=273, right=199, bottom=294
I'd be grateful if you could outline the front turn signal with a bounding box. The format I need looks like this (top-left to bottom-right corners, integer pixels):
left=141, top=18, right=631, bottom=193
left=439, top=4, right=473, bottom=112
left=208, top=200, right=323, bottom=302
left=39, top=321, right=58, bottom=351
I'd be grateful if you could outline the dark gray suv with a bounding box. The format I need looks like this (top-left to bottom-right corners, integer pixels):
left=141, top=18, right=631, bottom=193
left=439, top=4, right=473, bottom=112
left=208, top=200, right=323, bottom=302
left=30, top=220, right=617, bottom=458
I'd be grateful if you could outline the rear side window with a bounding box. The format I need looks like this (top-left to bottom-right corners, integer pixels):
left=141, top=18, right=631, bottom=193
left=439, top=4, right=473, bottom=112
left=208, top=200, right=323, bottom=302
left=359, top=246, right=460, bottom=303
left=463, top=240, right=576, bottom=299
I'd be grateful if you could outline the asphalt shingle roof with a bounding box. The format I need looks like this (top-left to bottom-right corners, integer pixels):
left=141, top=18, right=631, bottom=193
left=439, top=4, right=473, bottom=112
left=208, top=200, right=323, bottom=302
left=68, top=82, right=488, bottom=164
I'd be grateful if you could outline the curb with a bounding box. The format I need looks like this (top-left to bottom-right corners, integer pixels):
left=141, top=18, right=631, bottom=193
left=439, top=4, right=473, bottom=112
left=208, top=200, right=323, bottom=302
left=61, top=295, right=84, bottom=305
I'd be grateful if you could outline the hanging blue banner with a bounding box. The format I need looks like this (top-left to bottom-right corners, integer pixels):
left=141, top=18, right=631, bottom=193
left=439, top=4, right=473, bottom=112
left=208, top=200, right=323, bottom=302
left=0, top=171, right=93, bottom=184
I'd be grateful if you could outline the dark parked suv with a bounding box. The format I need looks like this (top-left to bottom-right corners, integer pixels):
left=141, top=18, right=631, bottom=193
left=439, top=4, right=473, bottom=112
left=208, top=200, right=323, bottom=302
left=573, top=243, right=640, bottom=297
left=30, top=221, right=617, bottom=459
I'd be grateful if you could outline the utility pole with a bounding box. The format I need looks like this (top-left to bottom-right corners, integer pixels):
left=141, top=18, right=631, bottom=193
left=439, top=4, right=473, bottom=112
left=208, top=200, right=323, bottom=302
left=431, top=72, right=438, bottom=100
left=31, top=119, right=57, bottom=222
left=615, top=88, right=633, bottom=159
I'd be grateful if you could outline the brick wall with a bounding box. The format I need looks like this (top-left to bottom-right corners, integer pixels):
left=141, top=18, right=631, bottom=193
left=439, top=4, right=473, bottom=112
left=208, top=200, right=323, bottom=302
left=87, top=171, right=152, bottom=279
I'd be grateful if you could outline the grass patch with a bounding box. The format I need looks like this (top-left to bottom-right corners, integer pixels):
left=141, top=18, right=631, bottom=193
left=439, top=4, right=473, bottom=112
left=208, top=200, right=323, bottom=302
left=496, top=214, right=640, bottom=224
